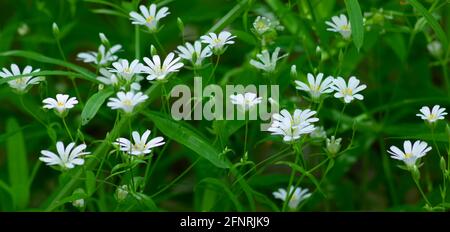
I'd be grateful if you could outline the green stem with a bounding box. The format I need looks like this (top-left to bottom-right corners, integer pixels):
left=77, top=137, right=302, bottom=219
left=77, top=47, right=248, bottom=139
left=152, top=33, right=166, bottom=55
left=244, top=117, right=249, bottom=156
left=412, top=176, right=432, bottom=207
left=282, top=142, right=302, bottom=212
left=431, top=126, right=443, bottom=158
left=334, top=104, right=347, bottom=137
left=135, top=26, right=140, bottom=59
left=150, top=158, right=200, bottom=198
left=19, top=95, right=46, bottom=127
left=206, top=55, right=220, bottom=85
left=62, top=117, right=74, bottom=141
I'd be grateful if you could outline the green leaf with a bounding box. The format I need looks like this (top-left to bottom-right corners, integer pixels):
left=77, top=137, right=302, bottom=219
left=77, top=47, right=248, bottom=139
left=81, top=88, right=114, bottom=126
left=197, top=178, right=244, bottom=211
left=345, top=0, right=364, bottom=51
left=276, top=161, right=325, bottom=196
left=143, top=111, right=229, bottom=169
left=407, top=0, right=448, bottom=51
left=6, top=118, right=29, bottom=209
left=85, top=171, right=96, bottom=196
left=0, top=70, right=88, bottom=85
left=208, top=0, right=249, bottom=33
left=0, top=50, right=97, bottom=82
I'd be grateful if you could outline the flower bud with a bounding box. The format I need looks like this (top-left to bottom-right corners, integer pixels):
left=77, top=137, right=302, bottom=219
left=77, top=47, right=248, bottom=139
left=177, top=17, right=184, bottom=35
left=72, top=198, right=85, bottom=208
left=99, top=32, right=111, bottom=48
left=150, top=44, right=158, bottom=56
left=326, top=136, right=342, bottom=156
left=52, top=22, right=60, bottom=38
left=440, top=156, right=447, bottom=173
left=290, top=65, right=297, bottom=79
left=427, top=40, right=443, bottom=58
left=116, top=185, right=129, bottom=202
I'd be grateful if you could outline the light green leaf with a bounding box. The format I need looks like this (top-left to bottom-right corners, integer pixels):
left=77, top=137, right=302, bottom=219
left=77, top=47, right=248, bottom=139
left=81, top=88, right=114, bottom=126
left=0, top=50, right=97, bottom=82
left=407, top=0, right=448, bottom=51
left=6, top=118, right=29, bottom=210
left=143, top=111, right=229, bottom=169
left=345, top=0, right=364, bottom=51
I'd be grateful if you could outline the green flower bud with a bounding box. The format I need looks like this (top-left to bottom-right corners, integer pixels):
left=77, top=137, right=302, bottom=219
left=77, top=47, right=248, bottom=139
left=52, top=22, right=60, bottom=38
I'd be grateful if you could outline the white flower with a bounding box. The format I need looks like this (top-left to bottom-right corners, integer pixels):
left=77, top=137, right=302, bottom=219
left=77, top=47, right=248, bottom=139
left=273, top=186, right=311, bottom=209
left=0, top=64, right=44, bottom=92
left=107, top=91, right=148, bottom=113
left=332, top=76, right=367, bottom=103
left=142, top=52, right=184, bottom=81
left=42, top=94, right=78, bottom=115
left=72, top=199, right=85, bottom=208
left=387, top=140, right=431, bottom=167
left=416, top=105, right=447, bottom=123
left=230, top=92, right=262, bottom=111
left=427, top=40, right=442, bottom=58
left=96, top=68, right=142, bottom=91
left=268, top=109, right=318, bottom=142
left=295, top=73, right=334, bottom=100
left=110, top=59, right=144, bottom=81
left=200, top=31, right=236, bottom=55
left=326, top=14, right=351, bottom=39
left=39, top=141, right=90, bottom=169
left=114, top=129, right=165, bottom=156
left=129, top=4, right=169, bottom=32
left=250, top=47, right=287, bottom=73
left=77, top=44, right=121, bottom=65
left=253, top=16, right=272, bottom=34
left=176, top=41, right=212, bottom=68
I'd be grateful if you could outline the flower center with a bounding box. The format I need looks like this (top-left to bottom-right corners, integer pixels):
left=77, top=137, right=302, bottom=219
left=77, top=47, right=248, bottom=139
left=15, top=78, right=25, bottom=84
left=404, top=153, right=413, bottom=159
left=122, top=99, right=133, bottom=106
left=213, top=38, right=222, bottom=44
left=342, top=88, right=353, bottom=95
left=427, top=114, right=437, bottom=121
left=340, top=24, right=350, bottom=31
left=57, top=101, right=65, bottom=107
left=310, top=84, right=320, bottom=92
left=146, top=16, right=154, bottom=23
left=132, top=142, right=145, bottom=151
left=124, top=67, right=131, bottom=73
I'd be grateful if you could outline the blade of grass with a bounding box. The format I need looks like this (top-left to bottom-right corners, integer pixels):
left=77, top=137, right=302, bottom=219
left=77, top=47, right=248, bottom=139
left=345, top=0, right=365, bottom=51
left=6, top=118, right=29, bottom=210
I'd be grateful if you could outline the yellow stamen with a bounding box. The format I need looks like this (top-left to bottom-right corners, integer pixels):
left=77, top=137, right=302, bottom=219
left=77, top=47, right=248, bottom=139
left=146, top=16, right=154, bottom=23
left=342, top=88, right=353, bottom=95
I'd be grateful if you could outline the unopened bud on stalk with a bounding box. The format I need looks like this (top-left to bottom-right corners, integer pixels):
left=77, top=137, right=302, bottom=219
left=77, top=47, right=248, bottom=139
left=116, top=185, right=129, bottom=202
left=52, top=22, right=60, bottom=37
left=150, top=45, right=157, bottom=56
left=177, top=17, right=184, bottom=35
left=326, top=136, right=342, bottom=156
left=440, top=157, right=447, bottom=173
left=72, top=198, right=85, bottom=208
left=99, top=32, right=110, bottom=48
left=290, top=65, right=297, bottom=79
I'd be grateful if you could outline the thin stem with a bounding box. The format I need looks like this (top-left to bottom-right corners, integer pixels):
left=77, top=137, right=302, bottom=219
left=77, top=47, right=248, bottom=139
left=412, top=176, right=432, bottom=207
left=206, top=55, right=220, bottom=85
left=150, top=158, right=200, bottom=198
left=19, top=95, right=46, bottom=127
left=282, top=142, right=302, bottom=212
left=244, top=116, right=249, bottom=156
left=334, top=104, right=347, bottom=137
left=152, top=33, right=166, bottom=55
left=135, top=26, right=140, bottom=59
left=431, top=126, right=443, bottom=158
left=62, top=117, right=74, bottom=141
